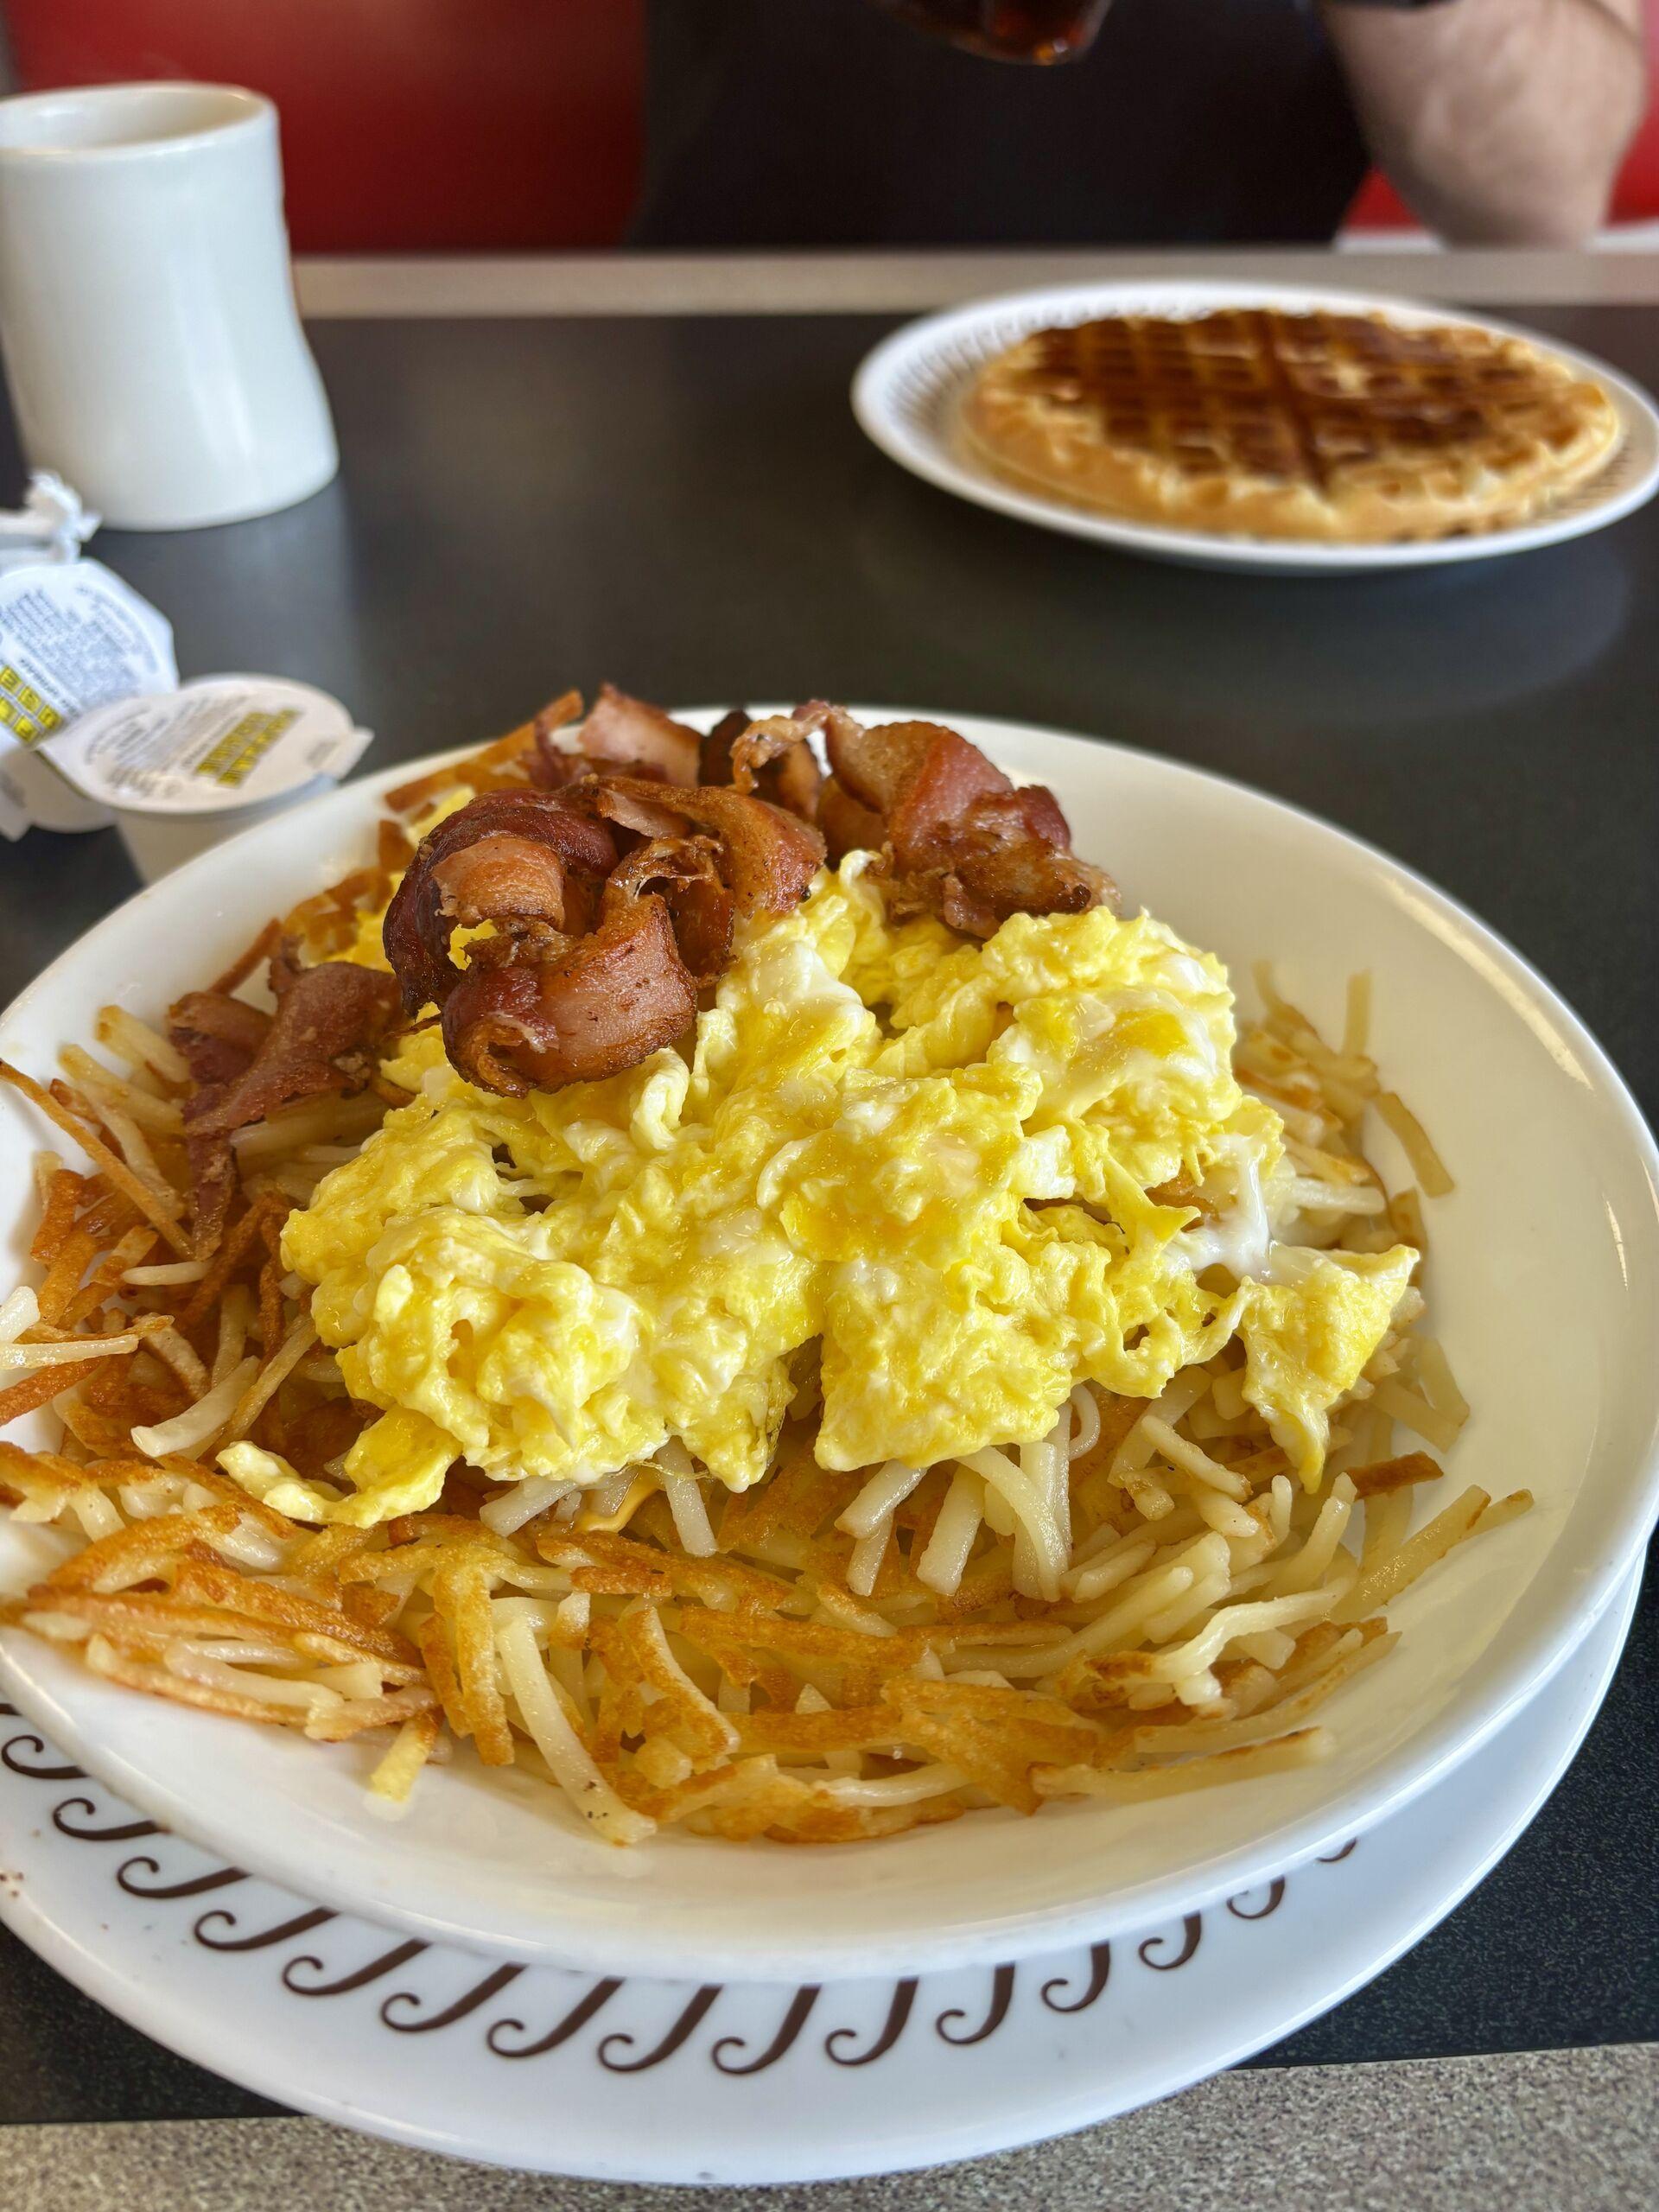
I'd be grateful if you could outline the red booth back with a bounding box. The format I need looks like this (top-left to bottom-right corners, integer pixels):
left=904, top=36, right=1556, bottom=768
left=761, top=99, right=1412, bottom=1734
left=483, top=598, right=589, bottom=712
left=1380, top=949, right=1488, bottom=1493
left=6, top=1, right=1653, bottom=245
left=1, top=0, right=645, bottom=250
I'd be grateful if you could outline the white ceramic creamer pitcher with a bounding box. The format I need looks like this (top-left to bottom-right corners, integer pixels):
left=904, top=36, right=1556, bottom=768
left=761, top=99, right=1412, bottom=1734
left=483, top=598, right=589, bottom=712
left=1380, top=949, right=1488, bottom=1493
left=0, top=83, right=337, bottom=531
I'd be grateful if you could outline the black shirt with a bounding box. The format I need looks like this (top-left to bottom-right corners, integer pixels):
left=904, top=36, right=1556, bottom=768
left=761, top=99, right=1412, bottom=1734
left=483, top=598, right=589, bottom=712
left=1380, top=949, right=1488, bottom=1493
left=632, top=0, right=1371, bottom=248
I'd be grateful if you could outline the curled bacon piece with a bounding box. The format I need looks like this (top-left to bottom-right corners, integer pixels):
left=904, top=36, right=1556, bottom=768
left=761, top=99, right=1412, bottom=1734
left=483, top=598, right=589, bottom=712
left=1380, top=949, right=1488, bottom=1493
left=607, top=836, right=735, bottom=987
left=580, top=778, right=692, bottom=845
left=430, top=832, right=594, bottom=935
left=385, top=741, right=826, bottom=1095
left=699, top=704, right=823, bottom=823
left=696, top=708, right=750, bottom=791
left=531, top=683, right=701, bottom=791
left=170, top=956, right=399, bottom=1253
left=381, top=790, right=617, bottom=1017
left=537, top=690, right=822, bottom=824
left=382, top=684, right=1117, bottom=1097
left=441, top=884, right=697, bottom=1096
left=580, top=775, right=824, bottom=918
left=822, top=715, right=1114, bottom=938
left=818, top=778, right=886, bottom=865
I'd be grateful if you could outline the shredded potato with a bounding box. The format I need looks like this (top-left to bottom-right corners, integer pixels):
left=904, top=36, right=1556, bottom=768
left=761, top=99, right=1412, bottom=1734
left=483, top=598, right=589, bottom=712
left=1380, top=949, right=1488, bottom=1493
left=0, top=713, right=1529, bottom=1847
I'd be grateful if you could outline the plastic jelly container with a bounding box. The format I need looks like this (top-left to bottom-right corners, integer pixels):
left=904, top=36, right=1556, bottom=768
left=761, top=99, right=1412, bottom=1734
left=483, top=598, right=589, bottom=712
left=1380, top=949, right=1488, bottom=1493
left=42, top=674, right=372, bottom=881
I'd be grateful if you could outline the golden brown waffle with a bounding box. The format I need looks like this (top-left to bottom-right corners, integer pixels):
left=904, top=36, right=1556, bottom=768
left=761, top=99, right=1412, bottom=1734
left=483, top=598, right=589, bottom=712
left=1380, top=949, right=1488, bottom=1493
left=960, top=309, right=1623, bottom=543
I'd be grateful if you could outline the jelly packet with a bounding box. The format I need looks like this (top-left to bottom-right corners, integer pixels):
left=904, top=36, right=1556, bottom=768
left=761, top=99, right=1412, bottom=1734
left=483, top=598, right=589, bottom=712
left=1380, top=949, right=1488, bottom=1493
left=0, top=473, right=373, bottom=869
left=46, top=676, right=373, bottom=881
left=0, top=474, right=175, bottom=838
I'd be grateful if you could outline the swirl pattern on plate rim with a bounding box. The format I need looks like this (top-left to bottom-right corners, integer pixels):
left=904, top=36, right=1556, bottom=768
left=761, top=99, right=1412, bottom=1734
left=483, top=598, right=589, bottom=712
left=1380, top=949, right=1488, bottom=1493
left=0, top=1703, right=1359, bottom=2077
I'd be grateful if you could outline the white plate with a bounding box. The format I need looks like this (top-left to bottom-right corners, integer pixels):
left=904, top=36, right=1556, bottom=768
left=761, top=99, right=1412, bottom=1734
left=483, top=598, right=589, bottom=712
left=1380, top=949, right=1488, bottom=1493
left=0, top=1569, right=1637, bottom=2183
left=3, top=711, right=1658, bottom=1985
left=851, top=279, right=1659, bottom=573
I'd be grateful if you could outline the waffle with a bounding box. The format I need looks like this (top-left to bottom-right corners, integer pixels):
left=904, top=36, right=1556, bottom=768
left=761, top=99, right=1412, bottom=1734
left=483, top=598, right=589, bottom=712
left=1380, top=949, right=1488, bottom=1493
left=960, top=309, right=1623, bottom=543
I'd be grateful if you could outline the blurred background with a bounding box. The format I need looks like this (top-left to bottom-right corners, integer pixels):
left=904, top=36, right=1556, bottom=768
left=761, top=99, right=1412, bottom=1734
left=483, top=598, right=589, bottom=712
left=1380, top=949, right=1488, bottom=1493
left=0, top=0, right=1654, bottom=252
left=0, top=1, right=645, bottom=252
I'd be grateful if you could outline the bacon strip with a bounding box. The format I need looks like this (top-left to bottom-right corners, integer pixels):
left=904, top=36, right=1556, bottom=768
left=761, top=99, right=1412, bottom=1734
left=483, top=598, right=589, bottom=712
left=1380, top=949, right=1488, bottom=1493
left=531, top=683, right=701, bottom=791
left=829, top=720, right=1006, bottom=856
left=180, top=1132, right=238, bottom=1260
left=186, top=960, right=400, bottom=1140
left=585, top=777, right=824, bottom=917
left=818, top=777, right=886, bottom=863
left=381, top=790, right=617, bottom=1015
left=385, top=731, right=825, bottom=1096
left=442, top=886, right=697, bottom=1095
left=168, top=994, right=273, bottom=1255
left=696, top=709, right=751, bottom=790
left=907, top=776, right=1109, bottom=938
left=579, top=779, right=690, bottom=844
left=823, top=715, right=1113, bottom=938
left=168, top=960, right=397, bottom=1253
left=168, top=992, right=272, bottom=1090
left=607, top=836, right=735, bottom=987
left=428, top=831, right=607, bottom=965
left=700, top=704, right=823, bottom=822
left=383, top=687, right=1116, bottom=1097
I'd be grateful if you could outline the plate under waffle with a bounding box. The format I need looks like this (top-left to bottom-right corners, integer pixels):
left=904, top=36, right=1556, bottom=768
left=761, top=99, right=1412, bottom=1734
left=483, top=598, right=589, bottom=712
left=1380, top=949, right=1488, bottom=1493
left=854, top=280, right=1659, bottom=572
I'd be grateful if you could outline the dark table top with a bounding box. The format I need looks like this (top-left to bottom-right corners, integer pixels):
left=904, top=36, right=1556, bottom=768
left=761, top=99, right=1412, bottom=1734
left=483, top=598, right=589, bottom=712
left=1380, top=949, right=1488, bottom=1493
left=0, top=304, right=1655, bottom=2130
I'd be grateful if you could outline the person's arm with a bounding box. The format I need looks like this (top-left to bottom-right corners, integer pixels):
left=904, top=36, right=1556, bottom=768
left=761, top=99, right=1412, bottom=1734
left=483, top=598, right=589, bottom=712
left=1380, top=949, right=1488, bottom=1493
left=1320, top=0, right=1648, bottom=244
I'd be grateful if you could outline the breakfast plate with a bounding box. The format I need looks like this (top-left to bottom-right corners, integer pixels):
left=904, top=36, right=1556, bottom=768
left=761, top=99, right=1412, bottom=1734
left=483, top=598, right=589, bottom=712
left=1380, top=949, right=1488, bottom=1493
left=852, top=280, right=1659, bottom=573
left=0, top=1567, right=1637, bottom=2182
left=3, top=709, right=1657, bottom=1983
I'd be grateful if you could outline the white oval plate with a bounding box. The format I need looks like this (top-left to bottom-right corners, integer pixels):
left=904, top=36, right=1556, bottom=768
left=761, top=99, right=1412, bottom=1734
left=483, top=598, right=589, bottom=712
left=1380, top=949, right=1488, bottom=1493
left=0, top=1569, right=1637, bottom=2183
left=852, top=279, right=1659, bottom=573
left=3, top=710, right=1657, bottom=1984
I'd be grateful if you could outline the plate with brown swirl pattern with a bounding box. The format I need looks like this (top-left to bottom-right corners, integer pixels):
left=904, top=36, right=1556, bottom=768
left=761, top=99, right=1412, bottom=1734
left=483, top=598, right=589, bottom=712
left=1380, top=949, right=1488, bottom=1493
left=0, top=1569, right=1637, bottom=2181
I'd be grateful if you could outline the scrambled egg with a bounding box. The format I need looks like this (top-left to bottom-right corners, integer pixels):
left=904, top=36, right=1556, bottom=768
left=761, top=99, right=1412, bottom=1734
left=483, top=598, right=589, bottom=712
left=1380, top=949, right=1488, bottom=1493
left=278, top=857, right=1413, bottom=1525
left=1236, top=1246, right=1416, bottom=1485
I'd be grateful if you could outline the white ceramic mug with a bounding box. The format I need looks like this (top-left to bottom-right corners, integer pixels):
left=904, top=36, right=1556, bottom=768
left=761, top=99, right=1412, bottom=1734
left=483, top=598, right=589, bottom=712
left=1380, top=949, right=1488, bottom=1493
left=0, top=83, right=338, bottom=531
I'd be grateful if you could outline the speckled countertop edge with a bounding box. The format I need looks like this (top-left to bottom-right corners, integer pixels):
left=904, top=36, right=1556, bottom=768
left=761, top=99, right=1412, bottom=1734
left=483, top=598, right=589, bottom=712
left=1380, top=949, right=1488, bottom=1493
left=2, top=2046, right=1655, bottom=2211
